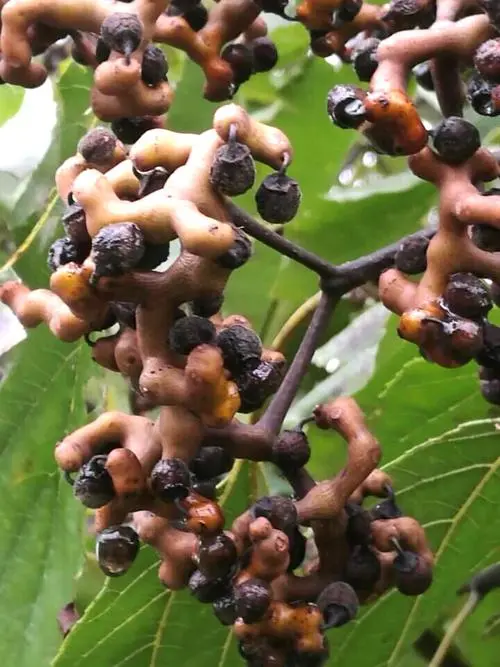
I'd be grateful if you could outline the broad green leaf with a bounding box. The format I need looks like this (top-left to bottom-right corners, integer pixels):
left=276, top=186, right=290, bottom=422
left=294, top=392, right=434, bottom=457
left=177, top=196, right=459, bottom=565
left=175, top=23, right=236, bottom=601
left=315, top=316, right=500, bottom=666
left=0, top=327, right=90, bottom=666
left=0, top=84, right=24, bottom=127
left=53, top=462, right=254, bottom=667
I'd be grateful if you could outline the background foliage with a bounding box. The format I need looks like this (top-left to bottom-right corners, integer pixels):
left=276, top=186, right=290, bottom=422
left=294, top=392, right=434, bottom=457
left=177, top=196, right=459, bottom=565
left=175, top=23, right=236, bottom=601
left=0, top=16, right=499, bottom=667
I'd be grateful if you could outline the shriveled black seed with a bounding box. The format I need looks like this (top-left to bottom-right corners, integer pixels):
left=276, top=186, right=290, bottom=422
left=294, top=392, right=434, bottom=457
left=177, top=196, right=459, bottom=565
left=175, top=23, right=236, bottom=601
left=169, top=315, right=216, bottom=355
left=216, top=324, right=262, bottom=376
left=234, top=578, right=271, bottom=623
left=141, top=45, right=168, bottom=86
left=236, top=359, right=285, bottom=413
left=48, top=237, right=88, bottom=272
left=431, top=116, right=481, bottom=164
left=91, top=222, right=145, bottom=279
left=271, top=429, right=310, bottom=471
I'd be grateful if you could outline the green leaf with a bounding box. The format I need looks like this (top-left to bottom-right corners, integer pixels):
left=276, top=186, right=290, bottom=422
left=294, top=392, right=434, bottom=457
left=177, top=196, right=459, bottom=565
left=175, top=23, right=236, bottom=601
left=53, top=462, right=255, bottom=667
left=0, top=84, right=24, bottom=127
left=318, top=316, right=500, bottom=666
left=0, top=327, right=90, bottom=666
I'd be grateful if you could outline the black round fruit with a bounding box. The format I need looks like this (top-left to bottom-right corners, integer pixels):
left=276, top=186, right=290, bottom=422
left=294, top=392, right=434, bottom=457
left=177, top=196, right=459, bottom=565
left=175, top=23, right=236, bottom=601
left=221, top=43, right=254, bottom=85
left=251, top=495, right=298, bottom=534
left=96, top=525, right=140, bottom=576
left=111, top=116, right=158, bottom=145
left=100, top=13, right=143, bottom=58
left=327, top=84, right=367, bottom=129
left=73, top=455, right=115, bottom=509
left=234, top=578, right=271, bottom=623
left=271, top=429, right=311, bottom=471
left=141, top=45, right=168, bottom=86
left=216, top=228, right=252, bottom=270
left=197, top=533, right=238, bottom=578
left=317, top=581, right=359, bottom=629
left=150, top=458, right=191, bottom=501
left=442, top=273, right=492, bottom=320
left=48, top=237, right=88, bottom=272
left=188, top=569, right=230, bottom=603
left=189, top=446, right=235, bottom=480
left=394, top=235, right=430, bottom=274
left=431, top=116, right=481, bottom=164
left=251, top=37, right=279, bottom=73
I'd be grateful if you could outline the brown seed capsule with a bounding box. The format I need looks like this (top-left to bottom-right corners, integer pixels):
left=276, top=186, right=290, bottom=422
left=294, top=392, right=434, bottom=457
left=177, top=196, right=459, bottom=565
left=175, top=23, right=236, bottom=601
left=255, top=172, right=301, bottom=224
left=209, top=141, right=256, bottom=196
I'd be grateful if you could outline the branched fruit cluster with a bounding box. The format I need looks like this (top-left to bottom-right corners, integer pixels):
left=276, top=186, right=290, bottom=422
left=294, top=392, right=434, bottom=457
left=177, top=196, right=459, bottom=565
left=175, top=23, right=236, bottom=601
left=0, top=105, right=436, bottom=665
left=4, top=0, right=500, bottom=663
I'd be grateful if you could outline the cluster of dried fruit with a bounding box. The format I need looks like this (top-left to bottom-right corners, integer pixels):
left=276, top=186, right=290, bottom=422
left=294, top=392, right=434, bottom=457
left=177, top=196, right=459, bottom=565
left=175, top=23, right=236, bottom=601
left=0, top=0, right=281, bottom=120
left=0, top=105, right=434, bottom=666
left=325, top=0, right=500, bottom=402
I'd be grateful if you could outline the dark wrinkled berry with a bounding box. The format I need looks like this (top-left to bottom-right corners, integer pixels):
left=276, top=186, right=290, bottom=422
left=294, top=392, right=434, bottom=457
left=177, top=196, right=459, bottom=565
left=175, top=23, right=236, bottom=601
left=345, top=503, right=372, bottom=546
left=109, top=301, right=137, bottom=329
left=382, top=0, right=435, bottom=29
left=467, top=70, right=499, bottom=117
left=216, top=228, right=252, bottom=269
left=479, top=365, right=500, bottom=404
left=61, top=203, right=91, bottom=246
left=222, top=43, right=254, bottom=85
left=191, top=293, right=224, bottom=317
left=251, top=495, right=297, bottom=534
left=150, top=457, right=191, bottom=501
left=442, top=273, right=492, bottom=320
left=216, top=324, right=262, bottom=376
left=431, top=117, right=480, bottom=164
left=476, top=323, right=500, bottom=371
left=344, top=544, right=381, bottom=591
left=48, top=237, right=87, bottom=272
left=351, top=38, right=380, bottom=82
left=213, top=592, right=238, bottom=625
left=100, top=13, right=143, bottom=58
left=395, top=234, right=430, bottom=274
left=413, top=61, right=434, bottom=90
left=271, top=429, right=310, bottom=471
left=188, top=569, right=230, bottom=603
left=137, top=167, right=169, bottom=198
left=136, top=241, right=170, bottom=269
left=91, top=223, right=145, bottom=280
left=197, top=533, right=238, bottom=578
left=78, top=127, right=118, bottom=165
left=141, top=45, right=168, bottom=86
left=210, top=141, right=256, bottom=196
left=251, top=37, right=278, bottom=73
left=95, top=37, right=111, bottom=64
left=96, top=525, right=140, bottom=576
left=234, top=578, right=271, bottom=623
left=73, top=455, right=115, bottom=508
left=111, top=116, right=158, bottom=144
left=327, top=84, right=367, bottom=129
left=393, top=551, right=433, bottom=596
left=169, top=315, right=216, bottom=355
left=255, top=172, right=301, bottom=224
left=317, top=581, right=359, bottom=629
left=166, top=2, right=208, bottom=30
left=237, top=359, right=285, bottom=413
left=189, top=446, right=235, bottom=480
left=474, top=38, right=500, bottom=83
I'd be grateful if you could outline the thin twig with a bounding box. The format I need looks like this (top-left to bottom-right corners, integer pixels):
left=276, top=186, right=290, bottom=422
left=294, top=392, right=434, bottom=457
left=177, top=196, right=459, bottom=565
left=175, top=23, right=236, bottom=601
left=258, top=291, right=337, bottom=435
left=429, top=593, right=479, bottom=667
